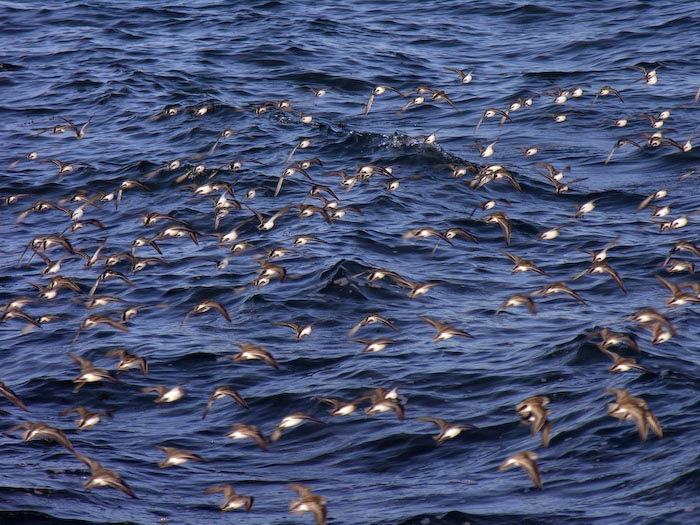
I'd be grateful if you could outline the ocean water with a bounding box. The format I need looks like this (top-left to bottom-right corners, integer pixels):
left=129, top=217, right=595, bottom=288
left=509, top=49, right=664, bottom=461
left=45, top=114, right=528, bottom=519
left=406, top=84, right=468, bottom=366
left=1, top=1, right=700, bottom=524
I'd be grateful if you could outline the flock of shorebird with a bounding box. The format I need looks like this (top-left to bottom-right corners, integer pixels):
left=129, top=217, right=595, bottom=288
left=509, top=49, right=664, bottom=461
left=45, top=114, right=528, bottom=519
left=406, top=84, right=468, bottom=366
left=1, top=61, right=699, bottom=522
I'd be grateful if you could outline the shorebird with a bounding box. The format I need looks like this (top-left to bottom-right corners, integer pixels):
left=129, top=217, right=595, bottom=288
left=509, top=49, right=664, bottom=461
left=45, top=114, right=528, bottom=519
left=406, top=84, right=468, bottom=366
left=650, top=321, right=675, bottom=344
left=270, top=412, right=322, bottom=442
left=476, top=139, right=498, bottom=158
left=19, top=234, right=75, bottom=265
left=285, top=138, right=312, bottom=162
left=574, top=261, right=626, bottom=293
left=605, top=137, right=642, bottom=164
left=288, top=483, right=328, bottom=525
left=549, top=112, right=568, bottom=122
left=16, top=200, right=71, bottom=224
left=74, top=452, right=136, bottom=498
left=116, top=179, right=148, bottom=208
left=131, top=236, right=162, bottom=256
left=88, top=269, right=134, bottom=296
left=400, top=279, right=441, bottom=299
left=315, top=396, right=361, bottom=417
left=190, top=103, right=213, bottom=116
left=155, top=446, right=205, bottom=468
left=0, top=380, right=29, bottom=412
left=402, top=227, right=452, bottom=245
left=365, top=399, right=406, bottom=420
left=531, top=282, right=587, bottom=305
left=273, top=321, right=313, bottom=340
left=627, top=64, right=660, bottom=85
left=495, top=293, right=536, bottom=315
left=483, top=212, right=512, bottom=246
left=232, top=342, right=280, bottom=369
left=363, top=388, right=405, bottom=420
left=203, top=386, right=249, bottom=418
left=308, top=87, right=328, bottom=97
left=515, top=146, right=539, bottom=157
left=416, top=416, right=477, bottom=444
left=419, top=316, right=473, bottom=341
left=573, top=198, right=599, bottom=219
left=475, top=166, right=517, bottom=191
left=68, top=352, right=118, bottom=389
left=204, top=484, right=254, bottom=512
left=0, top=307, right=40, bottom=329
left=182, top=300, right=231, bottom=325
left=499, top=451, right=543, bottom=490
left=142, top=384, right=185, bottom=404
left=264, top=246, right=296, bottom=259
left=354, top=338, right=399, bottom=353
left=8, top=151, right=39, bottom=169
left=39, top=158, right=83, bottom=177
left=655, top=274, right=700, bottom=307
left=224, top=423, right=268, bottom=450
left=293, top=234, right=327, bottom=246
left=607, top=388, right=662, bottom=441
left=501, top=250, right=546, bottom=275
left=671, top=134, right=700, bottom=152
left=597, top=345, right=650, bottom=374
left=584, top=235, right=621, bottom=262
left=399, top=95, right=426, bottom=113
left=538, top=224, right=569, bottom=241
left=308, top=183, right=338, bottom=200
left=295, top=110, right=313, bottom=123
left=507, top=94, right=537, bottom=111
left=429, top=89, right=458, bottom=109
left=515, top=396, right=552, bottom=447
left=141, top=211, right=190, bottom=227
left=155, top=224, right=201, bottom=245
left=150, top=105, right=183, bottom=121
left=208, top=127, right=240, bottom=153
left=75, top=237, right=109, bottom=269
left=246, top=204, right=292, bottom=230
left=5, top=421, right=75, bottom=452
left=130, top=256, right=167, bottom=273
left=143, top=158, right=189, bottom=179
left=356, top=163, right=393, bottom=180
left=364, top=85, right=403, bottom=115
left=665, top=240, right=700, bottom=262
left=256, top=260, right=288, bottom=284
left=475, top=107, right=511, bottom=133
left=363, top=268, right=408, bottom=285
left=664, top=259, right=694, bottom=274
left=444, top=227, right=478, bottom=244
left=60, top=406, right=111, bottom=431
left=545, top=86, right=572, bottom=104
left=630, top=307, right=674, bottom=331
left=657, top=214, right=691, bottom=232
left=275, top=164, right=313, bottom=196
left=295, top=203, right=332, bottom=223
left=442, top=163, right=477, bottom=178
left=72, top=315, right=129, bottom=345
left=449, top=67, right=473, bottom=84
left=324, top=170, right=358, bottom=190
left=593, top=85, right=624, bottom=103
left=587, top=327, right=640, bottom=353
left=348, top=312, right=399, bottom=337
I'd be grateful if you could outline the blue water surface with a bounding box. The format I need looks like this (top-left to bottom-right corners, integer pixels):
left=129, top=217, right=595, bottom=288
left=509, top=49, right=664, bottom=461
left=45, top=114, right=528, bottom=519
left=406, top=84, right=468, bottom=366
left=1, top=1, right=700, bottom=524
